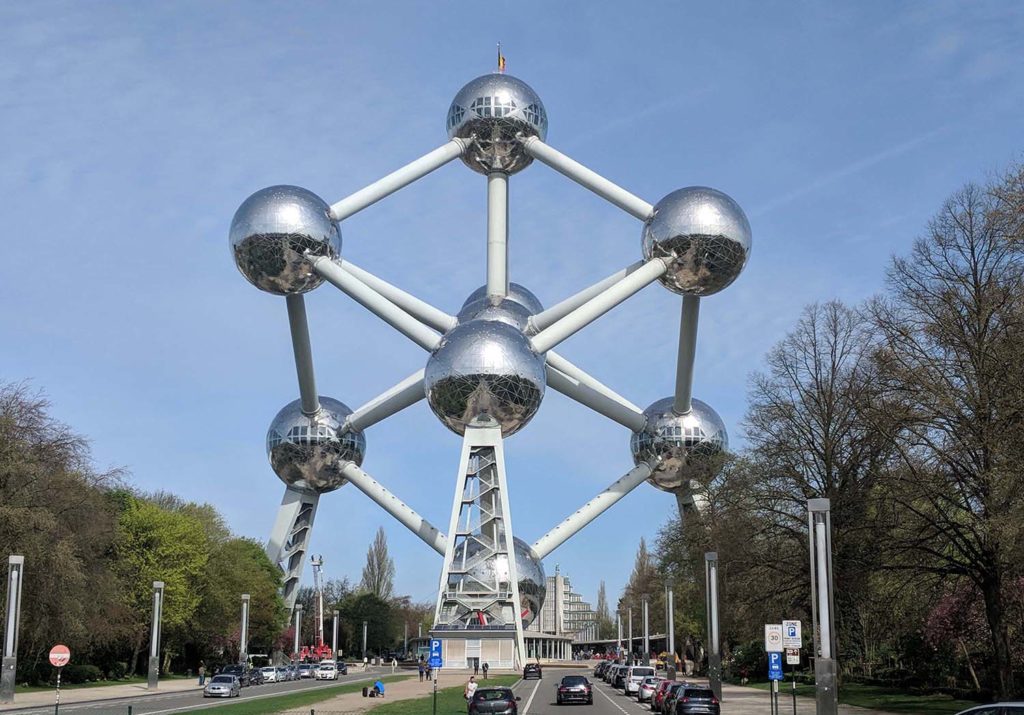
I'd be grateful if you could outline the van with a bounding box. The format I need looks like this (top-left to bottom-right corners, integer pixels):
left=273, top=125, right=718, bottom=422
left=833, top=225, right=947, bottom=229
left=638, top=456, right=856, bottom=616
left=624, top=665, right=655, bottom=695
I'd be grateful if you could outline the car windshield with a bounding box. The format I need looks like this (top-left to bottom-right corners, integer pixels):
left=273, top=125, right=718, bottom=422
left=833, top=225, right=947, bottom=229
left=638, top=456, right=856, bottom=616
left=562, top=676, right=587, bottom=685
left=320, top=665, right=334, bottom=670
left=643, top=676, right=659, bottom=683
left=300, top=664, right=312, bottom=670
left=475, top=689, right=513, bottom=701
left=632, top=667, right=654, bottom=676
left=211, top=676, right=233, bottom=683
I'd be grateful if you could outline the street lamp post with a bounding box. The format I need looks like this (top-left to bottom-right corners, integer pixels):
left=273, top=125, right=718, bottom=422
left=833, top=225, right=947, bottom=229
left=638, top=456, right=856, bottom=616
left=240, top=594, right=250, bottom=664
left=1, top=556, right=25, bottom=704
left=809, top=498, right=838, bottom=715
left=642, top=599, right=650, bottom=665
left=667, top=587, right=676, bottom=680
left=362, top=620, right=368, bottom=660
left=705, top=553, right=721, bottom=700
left=147, top=581, right=165, bottom=689
left=627, top=608, right=633, bottom=665
left=616, top=612, right=622, bottom=660
left=293, top=605, right=303, bottom=659
left=332, top=610, right=340, bottom=657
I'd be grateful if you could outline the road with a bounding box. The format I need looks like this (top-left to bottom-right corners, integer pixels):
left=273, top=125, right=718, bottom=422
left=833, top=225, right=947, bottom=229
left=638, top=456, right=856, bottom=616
left=0, top=670, right=390, bottom=715
left=511, top=667, right=673, bottom=715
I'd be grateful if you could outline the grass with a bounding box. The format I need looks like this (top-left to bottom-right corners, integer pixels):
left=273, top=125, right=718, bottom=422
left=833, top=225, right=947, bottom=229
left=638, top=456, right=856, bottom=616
left=18, top=674, right=191, bottom=693
left=174, top=675, right=410, bottom=714
left=370, top=675, right=521, bottom=715
left=745, top=680, right=981, bottom=714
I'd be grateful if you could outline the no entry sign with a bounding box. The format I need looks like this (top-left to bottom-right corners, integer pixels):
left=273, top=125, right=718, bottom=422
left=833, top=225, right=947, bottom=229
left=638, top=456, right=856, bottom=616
left=49, top=645, right=70, bottom=668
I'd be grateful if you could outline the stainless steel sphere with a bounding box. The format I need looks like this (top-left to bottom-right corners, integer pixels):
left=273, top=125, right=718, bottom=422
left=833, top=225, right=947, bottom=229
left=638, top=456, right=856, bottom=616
left=457, top=283, right=544, bottom=330
left=641, top=187, right=751, bottom=296
left=630, top=396, right=728, bottom=492
left=266, top=397, right=366, bottom=493
left=424, top=320, right=546, bottom=437
left=230, top=185, right=341, bottom=295
left=447, top=73, right=547, bottom=175
left=455, top=536, right=546, bottom=628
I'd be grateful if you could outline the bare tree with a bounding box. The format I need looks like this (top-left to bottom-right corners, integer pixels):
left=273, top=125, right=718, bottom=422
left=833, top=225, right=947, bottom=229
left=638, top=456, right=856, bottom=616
left=359, top=527, right=395, bottom=601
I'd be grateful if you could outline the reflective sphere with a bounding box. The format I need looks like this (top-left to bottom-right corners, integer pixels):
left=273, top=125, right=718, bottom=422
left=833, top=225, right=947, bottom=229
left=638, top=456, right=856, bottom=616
left=630, top=396, right=728, bottom=492
left=457, top=283, right=544, bottom=330
left=266, top=397, right=366, bottom=493
left=455, top=537, right=546, bottom=628
left=230, top=185, right=341, bottom=295
left=642, top=187, right=751, bottom=296
left=447, top=74, right=547, bottom=175
left=425, top=320, right=546, bottom=437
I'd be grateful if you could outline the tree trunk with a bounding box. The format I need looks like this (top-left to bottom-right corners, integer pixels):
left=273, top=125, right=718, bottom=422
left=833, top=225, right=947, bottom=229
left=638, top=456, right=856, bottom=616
left=958, top=637, right=981, bottom=692
left=981, top=573, right=1014, bottom=698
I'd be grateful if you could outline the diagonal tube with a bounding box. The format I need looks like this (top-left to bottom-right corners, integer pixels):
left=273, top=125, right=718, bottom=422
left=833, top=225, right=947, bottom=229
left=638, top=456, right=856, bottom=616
left=520, top=136, right=654, bottom=221
left=487, top=171, right=509, bottom=301
left=546, top=351, right=643, bottom=415
left=311, top=257, right=441, bottom=352
left=531, top=462, right=653, bottom=559
left=338, top=260, right=457, bottom=333
left=527, top=260, right=645, bottom=335
left=330, top=139, right=467, bottom=221
left=344, top=368, right=426, bottom=433
left=340, top=462, right=447, bottom=555
left=530, top=258, right=668, bottom=354
left=285, top=295, right=320, bottom=415
left=673, top=295, right=701, bottom=415
left=545, top=365, right=646, bottom=432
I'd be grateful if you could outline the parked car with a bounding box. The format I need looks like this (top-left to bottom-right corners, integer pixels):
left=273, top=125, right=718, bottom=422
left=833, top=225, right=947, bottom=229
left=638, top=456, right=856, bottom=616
left=593, top=661, right=607, bottom=677
left=955, top=707, right=1024, bottom=715
left=298, top=663, right=315, bottom=679
left=624, top=665, right=655, bottom=696
left=260, top=666, right=278, bottom=683
left=612, top=666, right=628, bottom=689
left=661, top=682, right=687, bottom=715
left=469, top=687, right=521, bottom=714
left=248, top=667, right=264, bottom=685
left=203, top=675, right=240, bottom=698
left=556, top=674, right=592, bottom=705
left=219, top=664, right=251, bottom=687
left=652, top=679, right=676, bottom=711
left=287, top=664, right=300, bottom=681
left=316, top=664, right=338, bottom=680
left=672, top=686, right=720, bottom=714
left=523, top=663, right=542, bottom=680
left=638, top=675, right=662, bottom=703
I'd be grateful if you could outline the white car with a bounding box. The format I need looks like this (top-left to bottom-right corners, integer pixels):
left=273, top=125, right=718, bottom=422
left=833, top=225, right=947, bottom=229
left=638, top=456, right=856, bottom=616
left=260, top=666, right=279, bottom=683
left=315, top=664, right=337, bottom=681
left=624, top=665, right=655, bottom=695
left=637, top=675, right=662, bottom=702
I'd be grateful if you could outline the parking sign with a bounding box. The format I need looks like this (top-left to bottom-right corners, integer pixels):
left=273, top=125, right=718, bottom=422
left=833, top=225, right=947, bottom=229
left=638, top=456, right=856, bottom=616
left=428, top=638, right=443, bottom=669
left=782, top=620, right=801, bottom=649
left=768, top=652, right=784, bottom=681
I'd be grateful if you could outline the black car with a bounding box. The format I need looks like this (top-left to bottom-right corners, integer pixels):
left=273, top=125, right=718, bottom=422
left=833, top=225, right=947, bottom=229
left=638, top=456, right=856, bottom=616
left=248, top=667, right=264, bottom=685
left=556, top=674, right=593, bottom=705
left=661, top=682, right=686, bottom=714
left=612, top=667, right=627, bottom=689
left=219, top=664, right=251, bottom=687
left=523, top=663, right=542, bottom=679
left=673, top=686, right=719, bottom=714
left=469, top=687, right=521, bottom=714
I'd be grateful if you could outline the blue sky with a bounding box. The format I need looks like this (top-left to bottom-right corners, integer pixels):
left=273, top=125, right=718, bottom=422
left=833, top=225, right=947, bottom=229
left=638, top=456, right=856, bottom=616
left=1, top=1, right=1022, bottom=611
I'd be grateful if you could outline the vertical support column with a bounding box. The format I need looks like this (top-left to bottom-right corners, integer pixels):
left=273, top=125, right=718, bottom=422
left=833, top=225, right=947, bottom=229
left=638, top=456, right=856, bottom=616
left=266, top=487, right=321, bottom=611
left=362, top=621, right=368, bottom=658
left=627, top=608, right=633, bottom=665
left=808, top=498, right=838, bottom=715
left=616, top=612, right=622, bottom=660
left=667, top=587, right=676, bottom=680
left=643, top=599, right=650, bottom=665
left=332, top=610, right=340, bottom=657
left=487, top=171, right=509, bottom=301
left=403, top=621, right=409, bottom=658
left=1, top=555, right=25, bottom=704
left=239, top=594, right=250, bottom=664
left=293, top=605, right=303, bottom=659
left=147, top=581, right=164, bottom=689
left=705, top=553, right=721, bottom=700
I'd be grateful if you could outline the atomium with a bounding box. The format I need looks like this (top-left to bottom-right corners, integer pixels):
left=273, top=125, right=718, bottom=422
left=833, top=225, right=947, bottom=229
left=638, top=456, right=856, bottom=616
left=425, top=319, right=547, bottom=437
left=630, top=396, right=728, bottom=492
left=450, top=536, right=546, bottom=628
left=230, top=185, right=341, bottom=295
left=456, top=282, right=543, bottom=330
left=267, top=397, right=366, bottom=493
left=642, top=186, right=752, bottom=296
left=447, top=73, right=547, bottom=175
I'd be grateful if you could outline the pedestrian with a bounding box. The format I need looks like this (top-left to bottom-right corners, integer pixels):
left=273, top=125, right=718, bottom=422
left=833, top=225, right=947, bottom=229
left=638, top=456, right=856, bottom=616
left=418, top=661, right=425, bottom=682
left=473, top=660, right=479, bottom=676
left=363, top=655, right=369, bottom=671
left=198, top=661, right=206, bottom=686
left=482, top=662, right=489, bottom=680
left=391, top=657, right=397, bottom=673
left=464, top=675, right=478, bottom=706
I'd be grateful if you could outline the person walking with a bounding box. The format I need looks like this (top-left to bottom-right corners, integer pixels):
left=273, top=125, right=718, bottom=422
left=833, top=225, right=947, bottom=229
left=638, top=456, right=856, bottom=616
left=391, top=657, right=397, bottom=673
left=464, top=676, right=478, bottom=706
left=482, top=662, right=489, bottom=680
left=198, top=662, right=206, bottom=686
left=418, top=661, right=425, bottom=681
left=473, top=660, right=479, bottom=676
left=363, top=655, right=369, bottom=671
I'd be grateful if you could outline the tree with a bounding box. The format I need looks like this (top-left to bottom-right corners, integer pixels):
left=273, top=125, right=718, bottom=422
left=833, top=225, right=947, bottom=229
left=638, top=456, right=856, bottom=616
left=359, top=527, right=395, bottom=600
left=868, top=177, right=1024, bottom=697
left=337, top=592, right=394, bottom=657
left=595, top=581, right=614, bottom=639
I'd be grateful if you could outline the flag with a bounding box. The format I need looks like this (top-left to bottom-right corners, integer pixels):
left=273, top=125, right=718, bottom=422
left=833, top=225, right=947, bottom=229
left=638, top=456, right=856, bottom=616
left=497, top=43, right=506, bottom=73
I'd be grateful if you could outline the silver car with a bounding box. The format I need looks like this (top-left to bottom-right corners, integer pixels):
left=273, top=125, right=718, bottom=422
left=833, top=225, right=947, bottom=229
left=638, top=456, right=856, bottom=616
left=203, top=674, right=240, bottom=698
left=260, top=666, right=278, bottom=683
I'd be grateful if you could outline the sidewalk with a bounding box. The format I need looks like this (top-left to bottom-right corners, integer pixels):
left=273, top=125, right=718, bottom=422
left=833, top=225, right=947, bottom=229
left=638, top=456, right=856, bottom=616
left=720, top=682, right=889, bottom=715
left=0, top=678, right=202, bottom=711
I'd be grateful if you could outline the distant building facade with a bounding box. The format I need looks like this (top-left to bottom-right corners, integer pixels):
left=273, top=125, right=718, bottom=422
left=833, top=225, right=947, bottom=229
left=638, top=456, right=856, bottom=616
left=524, top=566, right=597, bottom=659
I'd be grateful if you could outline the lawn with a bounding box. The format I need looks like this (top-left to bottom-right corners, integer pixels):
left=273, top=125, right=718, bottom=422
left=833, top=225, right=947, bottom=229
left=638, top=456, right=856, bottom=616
left=174, top=675, right=410, bottom=715
left=746, top=680, right=980, bottom=714
left=370, top=675, right=521, bottom=715
left=18, top=674, right=191, bottom=693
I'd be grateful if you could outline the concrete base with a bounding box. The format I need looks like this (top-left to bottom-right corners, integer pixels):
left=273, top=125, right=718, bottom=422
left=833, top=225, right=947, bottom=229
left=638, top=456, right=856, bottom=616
left=429, top=630, right=519, bottom=670
left=147, top=656, right=159, bottom=689
left=814, top=657, right=838, bottom=715
left=1, top=657, right=17, bottom=704
left=708, top=653, right=722, bottom=700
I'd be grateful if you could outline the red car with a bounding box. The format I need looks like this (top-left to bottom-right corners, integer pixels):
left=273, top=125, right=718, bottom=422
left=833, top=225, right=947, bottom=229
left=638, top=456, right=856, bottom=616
left=652, top=680, right=676, bottom=711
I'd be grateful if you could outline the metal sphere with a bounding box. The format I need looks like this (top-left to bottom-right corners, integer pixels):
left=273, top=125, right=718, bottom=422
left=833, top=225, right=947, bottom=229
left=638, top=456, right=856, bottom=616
left=641, top=187, right=751, bottom=296
left=447, top=73, right=547, bottom=175
left=457, top=537, right=546, bottom=628
left=630, top=396, right=728, bottom=492
left=266, top=397, right=366, bottom=493
left=457, top=283, right=544, bottom=330
left=424, top=320, right=546, bottom=437
left=230, top=185, right=341, bottom=295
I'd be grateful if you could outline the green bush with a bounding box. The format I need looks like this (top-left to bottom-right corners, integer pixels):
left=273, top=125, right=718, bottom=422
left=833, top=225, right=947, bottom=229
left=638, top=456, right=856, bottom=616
left=107, top=662, right=128, bottom=680
left=61, top=664, right=103, bottom=684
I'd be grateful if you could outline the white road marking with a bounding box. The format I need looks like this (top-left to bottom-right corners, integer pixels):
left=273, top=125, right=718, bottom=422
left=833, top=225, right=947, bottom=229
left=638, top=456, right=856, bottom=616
left=595, top=683, right=632, bottom=715
left=521, top=677, right=542, bottom=713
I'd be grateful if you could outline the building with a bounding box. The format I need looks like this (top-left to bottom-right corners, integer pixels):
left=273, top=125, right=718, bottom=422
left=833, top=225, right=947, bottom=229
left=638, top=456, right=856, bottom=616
left=524, top=566, right=597, bottom=660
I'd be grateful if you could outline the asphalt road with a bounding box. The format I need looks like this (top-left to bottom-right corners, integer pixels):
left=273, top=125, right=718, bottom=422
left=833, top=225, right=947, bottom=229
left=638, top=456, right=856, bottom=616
left=1, top=670, right=390, bottom=715
left=512, top=667, right=666, bottom=715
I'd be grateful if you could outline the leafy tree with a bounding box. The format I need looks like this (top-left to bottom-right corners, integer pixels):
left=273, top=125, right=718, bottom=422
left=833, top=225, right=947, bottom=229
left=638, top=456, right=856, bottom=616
left=359, top=527, right=395, bottom=600
left=595, top=581, right=614, bottom=639
left=337, top=592, right=394, bottom=657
